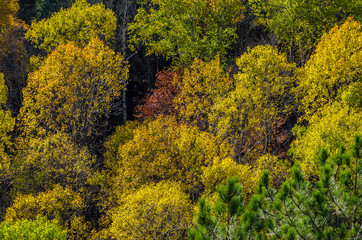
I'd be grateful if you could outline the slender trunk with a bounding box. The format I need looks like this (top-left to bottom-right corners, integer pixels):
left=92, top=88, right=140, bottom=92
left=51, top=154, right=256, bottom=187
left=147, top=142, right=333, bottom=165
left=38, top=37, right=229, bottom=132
left=122, top=87, right=127, bottom=123
left=121, top=1, right=128, bottom=123
left=264, top=121, right=268, bottom=154
left=289, top=28, right=294, bottom=62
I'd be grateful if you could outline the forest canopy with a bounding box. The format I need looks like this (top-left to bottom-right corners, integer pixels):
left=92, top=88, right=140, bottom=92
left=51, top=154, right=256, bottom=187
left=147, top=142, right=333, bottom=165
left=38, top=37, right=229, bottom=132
left=0, top=0, right=360, bottom=239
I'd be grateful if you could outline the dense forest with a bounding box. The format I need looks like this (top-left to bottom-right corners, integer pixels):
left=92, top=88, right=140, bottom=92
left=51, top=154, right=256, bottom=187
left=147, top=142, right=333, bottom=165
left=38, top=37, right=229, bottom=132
left=0, top=0, right=361, bottom=239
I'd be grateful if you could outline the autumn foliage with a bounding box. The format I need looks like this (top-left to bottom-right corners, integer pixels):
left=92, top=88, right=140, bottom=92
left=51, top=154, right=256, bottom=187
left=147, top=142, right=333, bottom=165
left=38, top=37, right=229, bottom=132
left=25, top=0, right=116, bottom=53
left=135, top=70, right=180, bottom=120
left=18, top=38, right=128, bottom=148
left=0, top=1, right=360, bottom=239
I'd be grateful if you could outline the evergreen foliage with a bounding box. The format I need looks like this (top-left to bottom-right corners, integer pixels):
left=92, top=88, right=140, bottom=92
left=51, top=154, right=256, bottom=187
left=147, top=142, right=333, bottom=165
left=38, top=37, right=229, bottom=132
left=188, top=176, right=244, bottom=240
left=190, top=135, right=362, bottom=239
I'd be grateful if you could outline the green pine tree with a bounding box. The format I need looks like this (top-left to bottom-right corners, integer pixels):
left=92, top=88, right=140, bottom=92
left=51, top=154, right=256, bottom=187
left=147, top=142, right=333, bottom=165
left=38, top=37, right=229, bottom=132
left=243, top=134, right=362, bottom=239
left=190, top=135, right=362, bottom=239
left=188, top=176, right=244, bottom=240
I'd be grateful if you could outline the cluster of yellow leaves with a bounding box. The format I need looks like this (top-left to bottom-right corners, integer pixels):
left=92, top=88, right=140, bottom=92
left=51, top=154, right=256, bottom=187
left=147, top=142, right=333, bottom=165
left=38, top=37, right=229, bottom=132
left=234, top=45, right=295, bottom=127
left=109, top=181, right=193, bottom=240
left=5, top=185, right=88, bottom=240
left=102, top=115, right=289, bottom=239
left=201, top=157, right=253, bottom=197
left=25, top=0, right=116, bottom=53
left=19, top=38, right=128, bottom=144
left=290, top=18, right=362, bottom=177
left=290, top=102, right=362, bottom=178
left=13, top=131, right=95, bottom=195
left=210, top=45, right=295, bottom=161
left=0, top=0, right=19, bottom=28
left=202, top=154, right=289, bottom=200
left=175, top=55, right=233, bottom=130
left=297, top=18, right=362, bottom=119
left=0, top=73, right=14, bottom=173
left=204, top=0, right=245, bottom=23
left=251, top=154, right=289, bottom=189
left=113, top=115, right=232, bottom=200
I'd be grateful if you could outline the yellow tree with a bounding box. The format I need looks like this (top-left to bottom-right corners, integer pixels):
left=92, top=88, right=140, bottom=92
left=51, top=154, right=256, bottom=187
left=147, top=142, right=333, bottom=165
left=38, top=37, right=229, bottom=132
left=12, top=131, right=95, bottom=195
left=201, top=154, right=289, bottom=201
left=0, top=73, right=14, bottom=173
left=105, top=115, right=233, bottom=202
left=5, top=185, right=88, bottom=240
left=0, top=0, right=28, bottom=115
left=210, top=45, right=296, bottom=162
left=297, top=18, right=362, bottom=119
left=0, top=72, right=15, bottom=218
left=290, top=19, right=362, bottom=177
left=109, top=181, right=193, bottom=240
left=250, top=0, right=361, bottom=64
left=291, top=103, right=361, bottom=178
left=18, top=38, right=128, bottom=148
left=175, top=55, right=233, bottom=130
left=25, top=0, right=116, bottom=53
left=0, top=0, right=18, bottom=29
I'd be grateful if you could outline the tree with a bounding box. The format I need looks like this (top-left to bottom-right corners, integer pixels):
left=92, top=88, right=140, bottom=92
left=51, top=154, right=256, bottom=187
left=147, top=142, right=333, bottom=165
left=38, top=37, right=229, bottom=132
left=128, top=0, right=245, bottom=66
left=135, top=69, right=180, bottom=120
left=290, top=18, right=362, bottom=178
left=290, top=101, right=361, bottom=178
left=0, top=216, right=67, bottom=240
left=201, top=157, right=254, bottom=199
left=201, top=154, right=289, bottom=201
left=297, top=18, right=362, bottom=119
left=190, top=135, right=362, bottom=239
left=18, top=38, right=128, bottom=149
left=188, top=176, right=244, bottom=240
left=0, top=19, right=29, bottom=115
left=25, top=0, right=117, bottom=53
left=242, top=135, right=362, bottom=239
left=175, top=55, right=233, bottom=130
left=5, top=185, right=89, bottom=240
left=0, top=72, right=15, bottom=220
left=0, top=0, right=18, bottom=29
left=109, top=181, right=193, bottom=240
left=12, top=131, right=95, bottom=195
left=99, top=0, right=139, bottom=122
left=104, top=115, right=233, bottom=202
left=99, top=0, right=137, bottom=56
left=0, top=73, right=14, bottom=174
left=250, top=0, right=362, bottom=63
left=210, top=45, right=296, bottom=162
